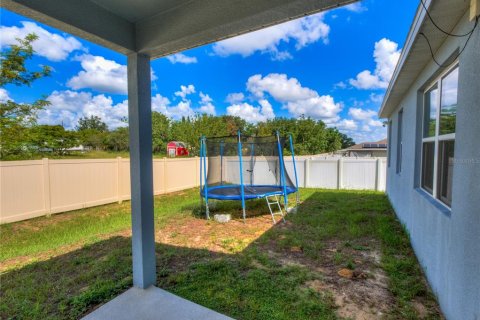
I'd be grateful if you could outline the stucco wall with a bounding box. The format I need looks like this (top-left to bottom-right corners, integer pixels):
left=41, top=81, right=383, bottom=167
left=386, top=11, right=480, bottom=320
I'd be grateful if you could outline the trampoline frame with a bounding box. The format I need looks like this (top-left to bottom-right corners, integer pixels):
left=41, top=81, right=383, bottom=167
left=199, top=131, right=300, bottom=222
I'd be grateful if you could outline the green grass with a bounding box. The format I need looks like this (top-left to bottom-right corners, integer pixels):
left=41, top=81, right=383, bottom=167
left=0, top=188, right=442, bottom=319
left=0, top=189, right=198, bottom=261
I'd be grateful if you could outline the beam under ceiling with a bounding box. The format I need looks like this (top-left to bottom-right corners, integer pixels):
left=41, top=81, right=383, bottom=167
left=2, top=0, right=357, bottom=59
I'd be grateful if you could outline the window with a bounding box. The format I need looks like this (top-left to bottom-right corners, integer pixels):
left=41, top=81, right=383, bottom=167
left=387, top=120, right=392, bottom=167
left=396, top=109, right=403, bottom=174
left=421, top=64, right=458, bottom=207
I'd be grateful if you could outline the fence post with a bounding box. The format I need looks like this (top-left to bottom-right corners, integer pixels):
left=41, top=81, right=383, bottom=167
left=304, top=158, right=310, bottom=188
left=117, top=157, right=122, bottom=204
left=337, top=158, right=343, bottom=189
left=163, top=158, right=167, bottom=194
left=375, top=158, right=381, bottom=191
left=195, top=157, right=199, bottom=187
left=42, top=158, right=51, bottom=216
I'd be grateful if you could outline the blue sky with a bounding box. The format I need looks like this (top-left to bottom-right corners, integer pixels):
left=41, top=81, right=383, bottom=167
left=0, top=0, right=418, bottom=142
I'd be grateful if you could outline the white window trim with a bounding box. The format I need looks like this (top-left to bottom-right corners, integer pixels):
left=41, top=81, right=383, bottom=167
left=420, top=61, right=458, bottom=208
left=387, top=120, right=392, bottom=167
left=396, top=109, right=403, bottom=174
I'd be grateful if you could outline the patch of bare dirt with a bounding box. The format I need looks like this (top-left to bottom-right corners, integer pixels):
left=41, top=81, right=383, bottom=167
left=155, top=214, right=276, bottom=254
left=264, top=233, right=401, bottom=320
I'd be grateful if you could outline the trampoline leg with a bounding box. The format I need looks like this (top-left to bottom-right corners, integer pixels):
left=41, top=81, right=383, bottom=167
left=242, top=207, right=246, bottom=223
left=278, top=196, right=286, bottom=223
left=295, top=193, right=299, bottom=213
left=205, top=202, right=210, bottom=220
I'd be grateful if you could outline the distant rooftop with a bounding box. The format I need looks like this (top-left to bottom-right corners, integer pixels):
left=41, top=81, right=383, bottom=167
left=346, top=139, right=388, bottom=151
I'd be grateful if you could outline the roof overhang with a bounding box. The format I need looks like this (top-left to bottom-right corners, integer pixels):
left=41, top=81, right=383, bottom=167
left=2, top=0, right=357, bottom=59
left=379, top=0, right=470, bottom=118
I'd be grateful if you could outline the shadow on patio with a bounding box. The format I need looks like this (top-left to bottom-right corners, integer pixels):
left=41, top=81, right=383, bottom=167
left=0, top=190, right=442, bottom=319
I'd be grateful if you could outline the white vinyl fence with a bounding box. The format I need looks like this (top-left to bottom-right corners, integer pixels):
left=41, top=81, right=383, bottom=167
left=0, top=156, right=386, bottom=224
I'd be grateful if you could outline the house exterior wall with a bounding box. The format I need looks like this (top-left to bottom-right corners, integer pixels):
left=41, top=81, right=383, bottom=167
left=386, top=11, right=480, bottom=320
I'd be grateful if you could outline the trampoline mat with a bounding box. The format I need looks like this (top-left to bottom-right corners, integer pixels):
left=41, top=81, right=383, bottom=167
left=201, top=184, right=296, bottom=200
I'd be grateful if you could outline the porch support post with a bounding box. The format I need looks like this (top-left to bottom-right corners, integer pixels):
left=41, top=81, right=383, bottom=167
left=127, top=52, right=156, bottom=289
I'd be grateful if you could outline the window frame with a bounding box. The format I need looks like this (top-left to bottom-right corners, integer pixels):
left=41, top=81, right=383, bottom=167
left=420, top=62, right=458, bottom=208
left=387, top=120, right=392, bottom=167
left=396, top=109, right=403, bottom=174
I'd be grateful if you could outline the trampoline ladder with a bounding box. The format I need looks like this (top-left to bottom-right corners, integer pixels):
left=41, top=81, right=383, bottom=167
left=265, top=195, right=285, bottom=224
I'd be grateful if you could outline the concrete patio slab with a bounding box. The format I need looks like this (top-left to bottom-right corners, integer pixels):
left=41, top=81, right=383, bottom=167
left=82, top=286, right=233, bottom=320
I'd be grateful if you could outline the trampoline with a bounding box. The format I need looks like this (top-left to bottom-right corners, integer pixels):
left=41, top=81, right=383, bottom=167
left=199, top=131, right=299, bottom=222
left=201, top=185, right=297, bottom=200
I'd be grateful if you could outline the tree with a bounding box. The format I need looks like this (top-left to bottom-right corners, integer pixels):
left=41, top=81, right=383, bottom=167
left=76, top=116, right=108, bottom=150
left=339, top=132, right=355, bottom=149
left=151, top=112, right=170, bottom=153
left=30, top=125, right=78, bottom=155
left=0, top=34, right=51, bottom=86
left=78, top=129, right=108, bottom=150
left=105, top=127, right=129, bottom=151
left=0, top=34, right=51, bottom=159
left=76, top=115, right=108, bottom=132
left=325, top=128, right=343, bottom=152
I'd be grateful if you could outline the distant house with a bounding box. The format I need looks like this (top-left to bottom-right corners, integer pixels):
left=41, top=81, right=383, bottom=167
left=379, top=0, right=479, bottom=319
left=66, top=145, right=87, bottom=152
left=336, top=139, right=387, bottom=157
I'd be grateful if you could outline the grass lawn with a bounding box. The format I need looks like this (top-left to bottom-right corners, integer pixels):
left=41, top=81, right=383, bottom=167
left=0, top=188, right=442, bottom=319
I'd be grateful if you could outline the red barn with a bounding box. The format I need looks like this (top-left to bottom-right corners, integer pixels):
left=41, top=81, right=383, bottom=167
left=167, top=141, right=189, bottom=157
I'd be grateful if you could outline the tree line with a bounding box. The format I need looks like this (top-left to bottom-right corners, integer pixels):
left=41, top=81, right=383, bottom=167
left=0, top=112, right=355, bottom=159
left=0, top=34, right=355, bottom=160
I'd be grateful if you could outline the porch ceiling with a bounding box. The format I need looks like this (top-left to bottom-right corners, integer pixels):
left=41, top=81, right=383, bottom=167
left=2, top=0, right=357, bottom=59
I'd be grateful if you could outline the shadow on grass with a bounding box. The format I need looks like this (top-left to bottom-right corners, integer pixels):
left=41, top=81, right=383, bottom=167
left=0, top=190, right=442, bottom=320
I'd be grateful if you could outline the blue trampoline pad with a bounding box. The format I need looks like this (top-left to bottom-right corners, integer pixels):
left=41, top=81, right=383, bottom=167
left=201, top=184, right=297, bottom=200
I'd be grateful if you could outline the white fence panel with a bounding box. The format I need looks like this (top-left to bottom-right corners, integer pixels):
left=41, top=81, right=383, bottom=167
left=307, top=159, right=339, bottom=188
left=342, top=159, right=377, bottom=190
left=284, top=159, right=305, bottom=188
left=1, top=156, right=386, bottom=224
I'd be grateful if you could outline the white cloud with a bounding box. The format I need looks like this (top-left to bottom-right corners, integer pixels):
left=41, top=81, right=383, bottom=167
left=174, top=84, right=195, bottom=100
left=225, top=92, right=245, bottom=104
left=348, top=107, right=377, bottom=121
left=39, top=90, right=128, bottom=129
left=166, top=53, right=198, bottom=64
left=67, top=55, right=157, bottom=95
left=152, top=89, right=216, bottom=119
left=247, top=73, right=316, bottom=102
left=0, top=21, right=82, bottom=61
left=333, top=106, right=385, bottom=141
left=369, top=93, right=384, bottom=104
left=212, top=13, right=329, bottom=60
left=162, top=100, right=195, bottom=119
left=344, top=2, right=367, bottom=13
left=335, top=119, right=358, bottom=131
left=0, top=88, right=12, bottom=103
left=198, top=92, right=216, bottom=115
left=151, top=94, right=171, bottom=114
left=349, top=38, right=401, bottom=90
left=67, top=55, right=127, bottom=94
left=152, top=94, right=194, bottom=119
left=334, top=81, right=347, bottom=89
left=199, top=92, right=212, bottom=104
left=246, top=73, right=342, bottom=123
left=285, top=96, right=342, bottom=124
left=227, top=99, right=275, bottom=123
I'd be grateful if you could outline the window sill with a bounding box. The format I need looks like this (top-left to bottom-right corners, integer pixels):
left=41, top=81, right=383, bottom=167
left=415, top=188, right=451, bottom=217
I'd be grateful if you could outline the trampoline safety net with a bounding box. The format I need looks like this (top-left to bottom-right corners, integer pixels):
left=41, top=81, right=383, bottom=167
left=200, top=135, right=297, bottom=201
